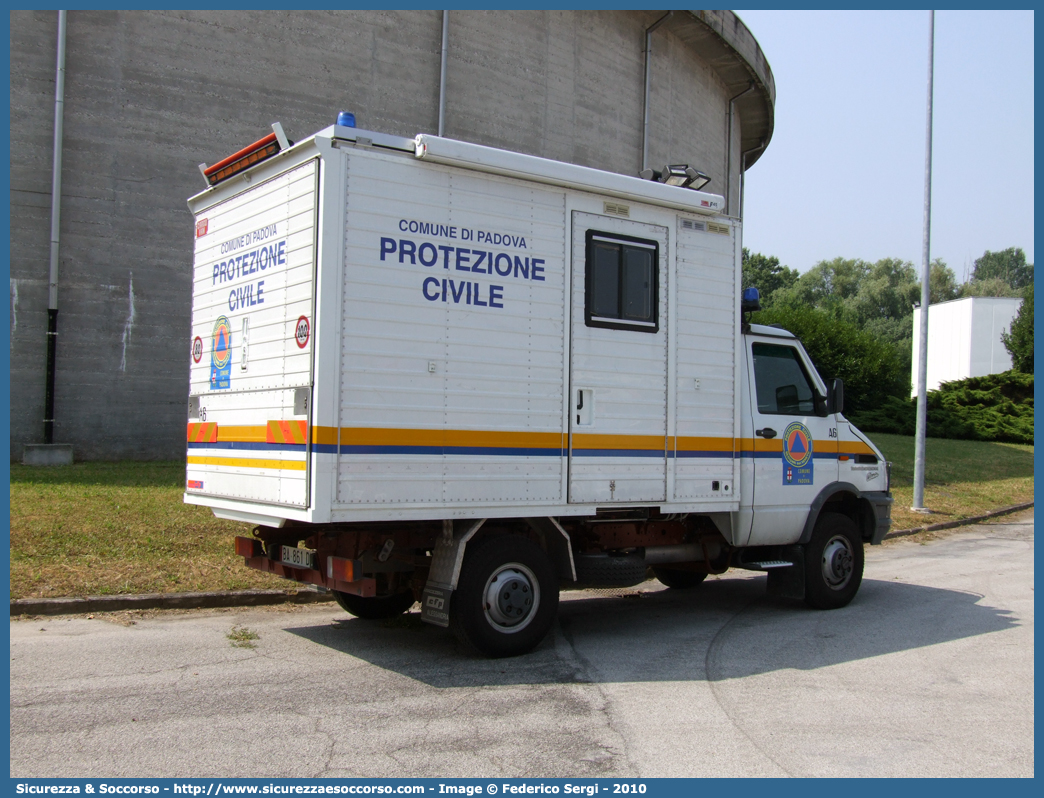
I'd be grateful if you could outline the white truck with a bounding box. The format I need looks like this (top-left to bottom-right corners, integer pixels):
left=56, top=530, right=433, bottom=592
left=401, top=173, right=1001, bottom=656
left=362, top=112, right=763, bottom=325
left=185, top=118, right=892, bottom=657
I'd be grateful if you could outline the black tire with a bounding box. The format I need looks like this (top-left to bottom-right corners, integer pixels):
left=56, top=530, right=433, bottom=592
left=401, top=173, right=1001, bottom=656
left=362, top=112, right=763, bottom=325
left=652, top=566, right=708, bottom=589
left=574, top=552, right=648, bottom=587
left=803, top=512, right=864, bottom=610
left=333, top=589, right=416, bottom=620
left=450, top=534, right=559, bottom=658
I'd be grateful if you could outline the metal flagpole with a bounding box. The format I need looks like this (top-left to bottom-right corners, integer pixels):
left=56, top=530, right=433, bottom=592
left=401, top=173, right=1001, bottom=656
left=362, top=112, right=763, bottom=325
left=912, top=10, right=935, bottom=512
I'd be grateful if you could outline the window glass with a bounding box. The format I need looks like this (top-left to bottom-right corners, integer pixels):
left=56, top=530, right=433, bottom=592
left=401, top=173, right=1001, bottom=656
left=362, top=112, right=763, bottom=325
left=622, top=248, right=653, bottom=321
left=591, top=242, right=620, bottom=318
left=585, top=231, right=658, bottom=332
left=751, top=343, right=817, bottom=415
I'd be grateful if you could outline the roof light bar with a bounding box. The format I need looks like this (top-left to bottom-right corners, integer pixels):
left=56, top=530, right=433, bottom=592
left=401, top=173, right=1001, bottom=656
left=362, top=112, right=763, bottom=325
left=203, top=130, right=282, bottom=186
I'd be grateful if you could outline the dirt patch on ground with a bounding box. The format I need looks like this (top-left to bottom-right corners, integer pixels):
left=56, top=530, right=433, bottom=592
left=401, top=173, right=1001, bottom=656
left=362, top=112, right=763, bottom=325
left=883, top=506, right=1034, bottom=547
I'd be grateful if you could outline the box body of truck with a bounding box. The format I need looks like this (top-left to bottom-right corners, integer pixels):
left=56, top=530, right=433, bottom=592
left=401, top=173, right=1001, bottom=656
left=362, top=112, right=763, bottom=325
left=185, top=123, right=891, bottom=656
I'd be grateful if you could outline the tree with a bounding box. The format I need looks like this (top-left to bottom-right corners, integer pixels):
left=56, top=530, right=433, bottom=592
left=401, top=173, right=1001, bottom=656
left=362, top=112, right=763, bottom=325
left=929, top=259, right=959, bottom=304
left=775, top=257, right=869, bottom=313
left=862, top=316, right=913, bottom=384
left=1001, top=283, right=1033, bottom=373
left=970, top=247, right=1033, bottom=290
left=847, top=257, right=919, bottom=324
left=741, top=249, right=799, bottom=306
left=960, top=277, right=1023, bottom=299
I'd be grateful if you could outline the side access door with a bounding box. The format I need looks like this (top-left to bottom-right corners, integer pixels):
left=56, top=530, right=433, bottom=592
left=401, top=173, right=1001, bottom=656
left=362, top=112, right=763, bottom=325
left=743, top=332, right=839, bottom=545
left=568, top=212, right=668, bottom=504
left=185, top=159, right=319, bottom=508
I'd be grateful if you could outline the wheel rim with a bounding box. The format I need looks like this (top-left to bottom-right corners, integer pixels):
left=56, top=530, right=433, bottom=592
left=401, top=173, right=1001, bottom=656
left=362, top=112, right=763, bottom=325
left=821, top=535, right=855, bottom=590
left=483, top=562, right=540, bottom=634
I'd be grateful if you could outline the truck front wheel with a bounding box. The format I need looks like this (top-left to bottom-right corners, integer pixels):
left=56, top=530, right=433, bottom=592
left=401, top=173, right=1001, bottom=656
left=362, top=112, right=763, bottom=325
left=450, top=534, right=559, bottom=658
left=803, top=512, right=863, bottom=609
left=333, top=589, right=416, bottom=620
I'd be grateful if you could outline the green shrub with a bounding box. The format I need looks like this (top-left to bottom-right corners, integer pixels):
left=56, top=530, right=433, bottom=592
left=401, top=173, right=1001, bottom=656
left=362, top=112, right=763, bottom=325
left=846, top=396, right=917, bottom=437
left=848, top=371, right=1034, bottom=445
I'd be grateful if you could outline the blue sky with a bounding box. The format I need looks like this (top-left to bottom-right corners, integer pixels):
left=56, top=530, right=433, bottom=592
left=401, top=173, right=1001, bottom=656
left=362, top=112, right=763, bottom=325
left=733, top=10, right=1034, bottom=280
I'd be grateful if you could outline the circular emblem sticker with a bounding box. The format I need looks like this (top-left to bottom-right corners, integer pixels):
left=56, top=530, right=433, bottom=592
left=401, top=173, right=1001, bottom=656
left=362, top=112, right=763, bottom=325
left=782, top=421, right=813, bottom=469
left=192, top=336, right=203, bottom=364
left=212, top=316, right=232, bottom=370
left=295, top=315, right=310, bottom=349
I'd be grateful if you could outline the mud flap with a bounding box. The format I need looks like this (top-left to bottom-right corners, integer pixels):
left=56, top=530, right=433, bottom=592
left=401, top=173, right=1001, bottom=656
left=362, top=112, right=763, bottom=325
left=525, top=517, right=577, bottom=582
left=421, top=585, right=452, bottom=627
left=420, top=519, right=485, bottom=627
left=766, top=546, right=805, bottom=600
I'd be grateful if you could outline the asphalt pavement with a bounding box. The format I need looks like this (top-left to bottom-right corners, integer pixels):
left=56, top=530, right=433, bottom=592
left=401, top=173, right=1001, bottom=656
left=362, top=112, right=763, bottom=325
left=10, top=511, right=1034, bottom=778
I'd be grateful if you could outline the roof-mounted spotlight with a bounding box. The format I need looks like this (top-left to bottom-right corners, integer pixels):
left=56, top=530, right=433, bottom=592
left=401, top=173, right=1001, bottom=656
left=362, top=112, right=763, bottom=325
left=638, top=164, right=711, bottom=191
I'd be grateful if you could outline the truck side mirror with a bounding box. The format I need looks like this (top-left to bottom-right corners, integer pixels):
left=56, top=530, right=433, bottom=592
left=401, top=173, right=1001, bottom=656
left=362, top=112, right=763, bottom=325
left=828, top=378, right=844, bottom=415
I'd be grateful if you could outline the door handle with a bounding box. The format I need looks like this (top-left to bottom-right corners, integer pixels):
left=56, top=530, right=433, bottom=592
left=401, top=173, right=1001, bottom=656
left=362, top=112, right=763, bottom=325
left=756, top=427, right=777, bottom=438
left=576, top=389, right=593, bottom=426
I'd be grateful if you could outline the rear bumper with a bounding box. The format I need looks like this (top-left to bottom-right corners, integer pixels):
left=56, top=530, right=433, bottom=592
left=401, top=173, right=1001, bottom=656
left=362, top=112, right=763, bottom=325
left=234, top=536, right=376, bottom=596
left=865, top=491, right=894, bottom=545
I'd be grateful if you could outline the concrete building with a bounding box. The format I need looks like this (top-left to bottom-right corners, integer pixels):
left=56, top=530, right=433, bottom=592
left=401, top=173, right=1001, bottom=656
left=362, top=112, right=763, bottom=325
left=911, top=296, right=1023, bottom=394
left=10, top=9, right=775, bottom=460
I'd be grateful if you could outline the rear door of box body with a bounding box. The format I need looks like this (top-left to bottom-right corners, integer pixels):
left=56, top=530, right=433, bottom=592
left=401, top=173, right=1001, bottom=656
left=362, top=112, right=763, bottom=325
left=186, top=159, right=319, bottom=508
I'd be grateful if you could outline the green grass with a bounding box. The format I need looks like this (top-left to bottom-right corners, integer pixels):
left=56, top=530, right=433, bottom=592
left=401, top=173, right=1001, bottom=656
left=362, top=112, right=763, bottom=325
left=9, top=461, right=283, bottom=600
left=8, top=442, right=1035, bottom=599
left=866, top=433, right=1034, bottom=531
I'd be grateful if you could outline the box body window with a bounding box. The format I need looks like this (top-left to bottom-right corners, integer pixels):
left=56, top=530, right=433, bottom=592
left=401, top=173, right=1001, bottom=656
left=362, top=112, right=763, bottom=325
left=585, top=231, right=658, bottom=332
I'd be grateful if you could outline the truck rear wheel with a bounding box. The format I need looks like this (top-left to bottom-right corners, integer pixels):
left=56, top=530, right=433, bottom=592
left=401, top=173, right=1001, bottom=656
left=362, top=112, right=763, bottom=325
left=652, top=567, right=708, bottom=589
left=803, top=512, right=863, bottom=609
left=333, top=589, right=416, bottom=620
left=450, top=534, right=559, bottom=658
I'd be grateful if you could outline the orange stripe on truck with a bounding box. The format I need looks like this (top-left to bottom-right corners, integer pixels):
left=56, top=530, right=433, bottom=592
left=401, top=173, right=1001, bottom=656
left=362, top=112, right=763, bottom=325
left=338, top=427, right=564, bottom=450
left=267, top=420, right=309, bottom=444
left=218, top=425, right=267, bottom=443
left=187, top=422, right=218, bottom=443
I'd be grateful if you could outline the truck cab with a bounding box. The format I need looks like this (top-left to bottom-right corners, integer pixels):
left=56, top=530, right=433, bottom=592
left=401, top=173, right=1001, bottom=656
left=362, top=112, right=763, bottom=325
left=738, top=322, right=891, bottom=550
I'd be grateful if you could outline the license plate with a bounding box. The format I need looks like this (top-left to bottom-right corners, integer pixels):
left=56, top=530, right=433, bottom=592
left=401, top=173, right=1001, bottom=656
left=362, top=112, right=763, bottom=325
left=281, top=545, right=316, bottom=570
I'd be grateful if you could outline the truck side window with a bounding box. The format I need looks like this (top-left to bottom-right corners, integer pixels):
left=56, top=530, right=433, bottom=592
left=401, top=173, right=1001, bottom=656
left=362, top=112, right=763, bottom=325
left=751, top=343, right=817, bottom=415
left=585, top=230, right=658, bottom=332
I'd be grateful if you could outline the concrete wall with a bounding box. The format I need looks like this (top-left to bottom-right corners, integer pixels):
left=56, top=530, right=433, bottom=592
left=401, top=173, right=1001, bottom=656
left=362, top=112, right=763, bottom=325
left=9, top=9, right=773, bottom=460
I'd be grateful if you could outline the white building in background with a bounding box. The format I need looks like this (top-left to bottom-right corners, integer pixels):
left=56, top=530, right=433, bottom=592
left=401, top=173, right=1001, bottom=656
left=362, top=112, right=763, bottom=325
left=911, top=296, right=1023, bottom=395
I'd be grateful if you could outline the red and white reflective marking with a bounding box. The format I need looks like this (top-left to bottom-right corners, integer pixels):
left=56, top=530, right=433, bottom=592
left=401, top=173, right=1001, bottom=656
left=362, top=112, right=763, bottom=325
left=195, top=218, right=208, bottom=238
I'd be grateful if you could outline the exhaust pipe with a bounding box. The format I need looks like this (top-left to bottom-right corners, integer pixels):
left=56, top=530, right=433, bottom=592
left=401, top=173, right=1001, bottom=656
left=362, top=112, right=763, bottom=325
left=643, top=542, right=721, bottom=565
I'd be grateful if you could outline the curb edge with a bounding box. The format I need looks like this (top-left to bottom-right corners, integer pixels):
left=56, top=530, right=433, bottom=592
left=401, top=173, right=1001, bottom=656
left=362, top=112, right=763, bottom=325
left=11, top=588, right=336, bottom=617
left=883, top=501, right=1034, bottom=541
